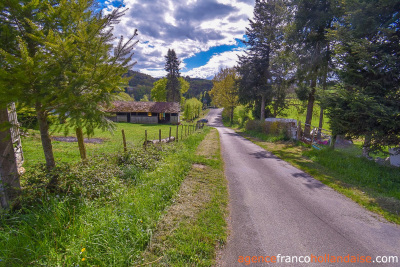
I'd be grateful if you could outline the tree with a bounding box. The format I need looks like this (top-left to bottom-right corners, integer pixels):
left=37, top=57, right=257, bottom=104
left=291, top=0, right=341, bottom=136
left=151, top=77, right=189, bottom=102
left=237, top=0, right=289, bottom=120
left=209, top=68, right=239, bottom=124
left=140, top=95, right=149, bottom=102
left=183, top=98, right=202, bottom=122
left=165, top=49, right=181, bottom=102
left=323, top=0, right=400, bottom=156
left=0, top=0, right=138, bottom=171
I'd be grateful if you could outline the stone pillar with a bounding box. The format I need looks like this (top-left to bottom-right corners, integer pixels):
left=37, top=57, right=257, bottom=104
left=0, top=107, right=21, bottom=209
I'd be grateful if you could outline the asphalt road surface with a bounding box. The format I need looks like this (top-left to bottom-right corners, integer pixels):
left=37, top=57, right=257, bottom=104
left=206, top=108, right=400, bottom=266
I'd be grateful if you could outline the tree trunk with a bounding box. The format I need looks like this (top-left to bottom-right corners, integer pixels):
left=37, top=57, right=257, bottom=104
left=362, top=133, right=372, bottom=159
left=36, top=104, right=55, bottom=170
left=329, top=134, right=337, bottom=150
left=260, top=94, right=266, bottom=121
left=0, top=108, right=21, bottom=209
left=230, top=107, right=234, bottom=126
left=317, top=107, right=324, bottom=139
left=76, top=127, right=86, bottom=160
left=304, top=78, right=316, bottom=138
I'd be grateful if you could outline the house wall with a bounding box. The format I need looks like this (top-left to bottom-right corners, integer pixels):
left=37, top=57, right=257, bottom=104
left=108, top=112, right=180, bottom=124
left=170, top=114, right=180, bottom=124
left=117, top=114, right=128, bottom=122
left=131, top=116, right=158, bottom=124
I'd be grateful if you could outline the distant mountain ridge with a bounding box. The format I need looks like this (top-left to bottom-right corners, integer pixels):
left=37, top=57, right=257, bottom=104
left=124, top=71, right=213, bottom=101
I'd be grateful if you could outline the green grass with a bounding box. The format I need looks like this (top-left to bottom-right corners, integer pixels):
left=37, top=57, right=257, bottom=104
left=21, top=122, right=196, bottom=169
left=0, top=126, right=211, bottom=266
left=140, top=129, right=228, bottom=266
left=278, top=99, right=330, bottom=130
left=236, top=130, right=400, bottom=224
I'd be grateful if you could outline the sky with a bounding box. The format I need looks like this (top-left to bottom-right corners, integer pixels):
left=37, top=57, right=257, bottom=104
left=102, top=0, right=255, bottom=79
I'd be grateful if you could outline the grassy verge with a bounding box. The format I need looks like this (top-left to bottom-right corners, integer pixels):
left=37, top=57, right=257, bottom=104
left=0, top=127, right=211, bottom=266
left=140, top=128, right=229, bottom=266
left=236, top=130, right=400, bottom=224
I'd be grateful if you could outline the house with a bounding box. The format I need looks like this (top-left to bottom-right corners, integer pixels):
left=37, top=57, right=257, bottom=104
left=106, top=101, right=180, bottom=124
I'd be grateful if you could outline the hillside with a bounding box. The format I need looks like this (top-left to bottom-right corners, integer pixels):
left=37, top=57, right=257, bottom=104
left=125, top=71, right=213, bottom=101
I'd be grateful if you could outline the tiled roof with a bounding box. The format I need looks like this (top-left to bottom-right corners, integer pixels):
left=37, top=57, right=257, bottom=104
left=107, top=101, right=180, bottom=113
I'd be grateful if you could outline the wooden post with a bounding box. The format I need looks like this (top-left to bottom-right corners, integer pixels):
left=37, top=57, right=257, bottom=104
left=122, top=129, right=127, bottom=152
left=145, top=130, right=147, bottom=150
left=185, top=125, right=187, bottom=136
left=176, top=125, right=179, bottom=142
left=297, top=121, right=302, bottom=140
left=76, top=127, right=87, bottom=160
left=181, top=125, right=183, bottom=140
left=169, top=127, right=171, bottom=141
left=159, top=129, right=161, bottom=142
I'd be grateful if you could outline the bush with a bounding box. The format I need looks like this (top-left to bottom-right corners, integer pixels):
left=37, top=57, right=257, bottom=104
left=245, top=120, right=292, bottom=140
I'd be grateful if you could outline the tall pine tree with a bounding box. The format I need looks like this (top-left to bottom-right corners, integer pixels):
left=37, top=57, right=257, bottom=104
left=237, top=0, right=288, bottom=120
left=323, top=0, right=400, bottom=156
left=165, top=49, right=181, bottom=102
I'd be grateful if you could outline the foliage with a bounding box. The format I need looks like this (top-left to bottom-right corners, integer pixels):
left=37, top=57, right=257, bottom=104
left=0, top=0, right=138, bottom=169
left=165, top=49, right=181, bottom=102
left=233, top=105, right=253, bottom=128
left=290, top=0, right=342, bottom=135
left=151, top=77, right=189, bottom=102
left=245, top=120, right=291, bottom=140
left=322, top=0, right=400, bottom=154
left=209, top=68, right=239, bottom=124
left=113, top=92, right=135, bottom=102
left=140, top=94, right=150, bottom=102
left=237, top=0, right=289, bottom=120
left=126, top=71, right=157, bottom=101
left=184, top=78, right=213, bottom=99
left=183, top=98, right=202, bottom=121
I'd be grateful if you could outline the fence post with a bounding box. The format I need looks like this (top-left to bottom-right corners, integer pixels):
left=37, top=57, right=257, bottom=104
left=145, top=130, right=147, bottom=150
left=181, top=125, right=183, bottom=140
left=122, top=129, right=127, bottom=152
left=159, top=129, right=161, bottom=142
left=169, top=127, right=171, bottom=141
left=185, top=125, right=187, bottom=136
left=297, top=121, right=302, bottom=140
left=176, top=125, right=179, bottom=142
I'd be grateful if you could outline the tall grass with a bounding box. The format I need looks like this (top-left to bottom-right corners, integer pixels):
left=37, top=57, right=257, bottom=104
left=0, top=128, right=210, bottom=266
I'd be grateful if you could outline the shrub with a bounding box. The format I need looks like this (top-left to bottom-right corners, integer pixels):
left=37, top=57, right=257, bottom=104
left=245, top=120, right=292, bottom=140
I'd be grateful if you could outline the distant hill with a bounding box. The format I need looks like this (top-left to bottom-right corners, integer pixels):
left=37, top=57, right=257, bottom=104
left=125, top=71, right=213, bottom=101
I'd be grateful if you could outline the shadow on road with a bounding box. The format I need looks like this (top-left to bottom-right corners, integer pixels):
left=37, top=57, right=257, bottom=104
left=291, top=172, right=325, bottom=189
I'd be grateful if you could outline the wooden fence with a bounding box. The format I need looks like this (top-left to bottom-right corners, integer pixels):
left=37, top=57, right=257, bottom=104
left=120, top=122, right=206, bottom=151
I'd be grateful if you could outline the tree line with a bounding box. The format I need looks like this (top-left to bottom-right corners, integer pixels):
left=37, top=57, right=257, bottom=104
left=209, top=0, right=399, bottom=157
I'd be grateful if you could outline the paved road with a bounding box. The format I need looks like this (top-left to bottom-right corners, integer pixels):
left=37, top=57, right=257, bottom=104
left=206, top=108, right=400, bottom=266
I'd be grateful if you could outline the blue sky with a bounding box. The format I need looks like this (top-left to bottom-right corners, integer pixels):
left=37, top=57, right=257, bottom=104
left=101, top=0, right=255, bottom=79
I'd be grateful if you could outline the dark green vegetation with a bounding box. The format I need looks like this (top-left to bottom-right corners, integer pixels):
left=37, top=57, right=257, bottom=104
left=0, top=126, right=214, bottom=265
left=141, top=129, right=228, bottom=266
left=235, top=129, right=400, bottom=224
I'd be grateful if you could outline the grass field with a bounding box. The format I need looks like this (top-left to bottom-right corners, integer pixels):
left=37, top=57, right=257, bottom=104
left=277, top=99, right=331, bottom=130
left=21, top=122, right=197, bottom=169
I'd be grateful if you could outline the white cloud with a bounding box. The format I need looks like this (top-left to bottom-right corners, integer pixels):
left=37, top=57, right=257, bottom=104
left=183, top=48, right=247, bottom=79
left=106, top=0, right=255, bottom=78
